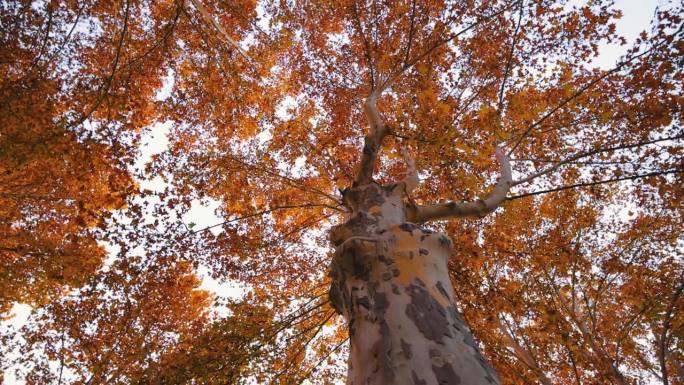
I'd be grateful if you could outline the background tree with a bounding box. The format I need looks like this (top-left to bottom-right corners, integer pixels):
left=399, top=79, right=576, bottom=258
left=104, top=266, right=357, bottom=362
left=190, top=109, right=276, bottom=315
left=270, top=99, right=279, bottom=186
left=1, top=0, right=682, bottom=384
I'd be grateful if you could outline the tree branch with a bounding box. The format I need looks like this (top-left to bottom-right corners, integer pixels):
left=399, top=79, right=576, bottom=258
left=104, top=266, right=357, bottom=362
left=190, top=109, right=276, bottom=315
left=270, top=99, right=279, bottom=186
left=400, top=147, right=419, bottom=193
left=558, top=291, right=628, bottom=385
left=508, top=169, right=684, bottom=200
left=659, top=282, right=684, bottom=385
left=67, top=0, right=130, bottom=130
left=402, top=0, right=418, bottom=67
left=496, top=315, right=554, bottom=385
left=497, top=0, right=524, bottom=116
left=355, top=92, right=390, bottom=185
left=512, top=134, right=683, bottom=186
left=353, top=4, right=517, bottom=187
left=190, top=203, right=342, bottom=234
left=407, top=147, right=512, bottom=222
left=378, top=1, right=517, bottom=93
left=507, top=40, right=671, bottom=156
left=351, top=3, right=376, bottom=90
left=188, top=0, right=253, bottom=61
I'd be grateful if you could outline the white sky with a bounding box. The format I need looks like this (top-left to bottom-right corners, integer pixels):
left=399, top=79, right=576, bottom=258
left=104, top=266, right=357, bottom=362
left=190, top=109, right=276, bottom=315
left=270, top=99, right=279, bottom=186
left=1, top=1, right=664, bottom=383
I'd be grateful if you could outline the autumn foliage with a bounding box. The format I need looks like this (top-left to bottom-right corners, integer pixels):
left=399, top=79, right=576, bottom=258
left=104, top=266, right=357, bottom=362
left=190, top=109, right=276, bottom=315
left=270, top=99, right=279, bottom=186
left=1, top=0, right=682, bottom=384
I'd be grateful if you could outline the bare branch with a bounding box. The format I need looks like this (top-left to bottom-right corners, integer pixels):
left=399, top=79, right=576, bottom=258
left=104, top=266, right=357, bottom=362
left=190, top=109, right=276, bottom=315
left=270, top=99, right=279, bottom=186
left=508, top=169, right=684, bottom=200
left=659, top=282, right=684, bottom=385
left=558, top=291, right=629, bottom=385
left=351, top=3, right=376, bottom=90
left=188, top=0, right=253, bottom=61
left=355, top=93, right=390, bottom=185
left=512, top=134, right=684, bottom=186
left=215, top=153, right=341, bottom=203
left=67, top=0, right=130, bottom=130
left=296, top=336, right=349, bottom=385
left=507, top=41, right=672, bottom=156
left=497, top=0, right=524, bottom=116
left=407, top=147, right=512, bottom=222
left=402, top=0, right=418, bottom=67
left=378, top=1, right=517, bottom=92
left=496, top=315, right=554, bottom=385
left=190, top=203, right=342, bottom=235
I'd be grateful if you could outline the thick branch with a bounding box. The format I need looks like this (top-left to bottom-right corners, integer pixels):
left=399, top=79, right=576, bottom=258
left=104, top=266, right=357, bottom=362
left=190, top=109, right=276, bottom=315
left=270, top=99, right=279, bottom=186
left=353, top=4, right=518, bottom=187
left=355, top=93, right=390, bottom=185
left=400, top=147, right=419, bottom=193
left=407, top=148, right=511, bottom=222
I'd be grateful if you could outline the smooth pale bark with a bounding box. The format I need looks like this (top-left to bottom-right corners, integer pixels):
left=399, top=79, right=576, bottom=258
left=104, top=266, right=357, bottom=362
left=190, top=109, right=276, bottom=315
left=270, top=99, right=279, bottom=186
left=406, top=148, right=512, bottom=223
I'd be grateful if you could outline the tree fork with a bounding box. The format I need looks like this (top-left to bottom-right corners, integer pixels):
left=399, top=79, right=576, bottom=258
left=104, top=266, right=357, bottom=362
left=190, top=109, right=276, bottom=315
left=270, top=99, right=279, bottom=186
left=330, top=119, right=510, bottom=383
left=328, top=181, right=502, bottom=385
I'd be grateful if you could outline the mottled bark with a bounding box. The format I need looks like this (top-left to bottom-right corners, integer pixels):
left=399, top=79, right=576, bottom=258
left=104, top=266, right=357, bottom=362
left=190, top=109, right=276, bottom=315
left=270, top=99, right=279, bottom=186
left=331, top=90, right=511, bottom=384
left=329, top=179, right=502, bottom=385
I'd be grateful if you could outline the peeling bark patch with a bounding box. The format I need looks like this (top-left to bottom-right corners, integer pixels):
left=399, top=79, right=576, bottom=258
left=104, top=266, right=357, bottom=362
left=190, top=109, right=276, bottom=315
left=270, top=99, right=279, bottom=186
left=328, top=282, right=344, bottom=314
left=382, top=182, right=399, bottom=193
left=400, top=338, right=412, bottom=359
left=357, top=296, right=370, bottom=310
left=432, top=363, right=461, bottom=384
left=369, top=290, right=393, bottom=382
left=411, top=371, right=427, bottom=385
left=438, top=235, right=452, bottom=248
left=400, top=222, right=418, bottom=233
left=447, top=305, right=463, bottom=323
left=371, top=290, right=389, bottom=318
left=354, top=185, right=386, bottom=210
left=405, top=280, right=452, bottom=343
left=461, top=328, right=478, bottom=350
left=372, top=321, right=394, bottom=382
left=346, top=213, right=378, bottom=236
left=436, top=281, right=450, bottom=300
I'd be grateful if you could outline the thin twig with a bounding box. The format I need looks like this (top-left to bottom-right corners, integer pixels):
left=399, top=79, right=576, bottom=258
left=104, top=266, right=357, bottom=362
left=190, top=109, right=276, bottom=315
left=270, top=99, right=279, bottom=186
left=508, top=169, right=684, bottom=200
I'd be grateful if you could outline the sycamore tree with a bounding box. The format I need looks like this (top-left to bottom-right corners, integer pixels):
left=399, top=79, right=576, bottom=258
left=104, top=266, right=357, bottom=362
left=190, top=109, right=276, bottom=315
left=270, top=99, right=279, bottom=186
left=1, top=0, right=683, bottom=384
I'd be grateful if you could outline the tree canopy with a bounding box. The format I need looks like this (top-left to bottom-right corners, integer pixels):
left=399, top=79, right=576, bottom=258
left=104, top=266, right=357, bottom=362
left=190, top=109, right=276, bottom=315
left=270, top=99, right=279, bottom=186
left=1, top=0, right=682, bottom=384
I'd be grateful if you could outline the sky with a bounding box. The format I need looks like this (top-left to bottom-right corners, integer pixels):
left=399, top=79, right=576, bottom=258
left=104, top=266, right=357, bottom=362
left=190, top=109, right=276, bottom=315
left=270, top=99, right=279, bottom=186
left=0, top=0, right=666, bottom=383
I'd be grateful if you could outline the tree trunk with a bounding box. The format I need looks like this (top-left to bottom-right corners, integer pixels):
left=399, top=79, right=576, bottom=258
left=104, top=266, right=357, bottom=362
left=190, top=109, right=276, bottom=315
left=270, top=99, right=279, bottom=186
left=328, top=182, right=501, bottom=385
